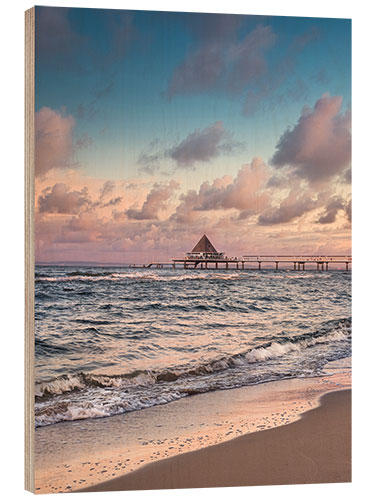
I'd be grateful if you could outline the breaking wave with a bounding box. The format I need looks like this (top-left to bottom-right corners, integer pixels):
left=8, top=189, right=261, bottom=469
left=35, top=270, right=251, bottom=283
left=35, top=318, right=351, bottom=426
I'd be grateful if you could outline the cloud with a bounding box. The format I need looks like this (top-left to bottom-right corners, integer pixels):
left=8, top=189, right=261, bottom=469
left=38, top=183, right=90, bottom=214
left=92, top=82, right=114, bottom=100
left=226, top=25, right=276, bottom=94
left=343, top=167, right=351, bottom=184
left=282, top=79, right=308, bottom=102
left=98, top=180, right=115, bottom=199
left=172, top=158, right=269, bottom=222
left=258, top=190, right=317, bottom=225
left=167, top=44, right=224, bottom=97
left=316, top=196, right=345, bottom=224
left=35, top=7, right=83, bottom=65
left=92, top=181, right=123, bottom=208
left=289, top=26, right=320, bottom=52
left=187, top=12, right=242, bottom=43
left=102, top=196, right=123, bottom=208
left=35, top=107, right=76, bottom=178
left=91, top=180, right=123, bottom=208
left=58, top=211, right=107, bottom=243
left=76, top=102, right=98, bottom=121
left=167, top=24, right=276, bottom=98
left=271, top=94, right=351, bottom=182
left=169, top=121, right=243, bottom=168
left=345, top=199, right=352, bottom=223
left=137, top=152, right=163, bottom=175
left=35, top=170, right=351, bottom=263
left=36, top=7, right=136, bottom=70
left=312, top=68, right=329, bottom=85
left=199, top=158, right=269, bottom=211
left=137, top=123, right=242, bottom=173
left=104, top=10, right=137, bottom=63
left=126, top=180, right=179, bottom=220
left=242, top=27, right=320, bottom=116
left=75, top=133, right=93, bottom=150
left=136, top=138, right=165, bottom=174
left=38, top=179, right=124, bottom=215
left=166, top=22, right=318, bottom=117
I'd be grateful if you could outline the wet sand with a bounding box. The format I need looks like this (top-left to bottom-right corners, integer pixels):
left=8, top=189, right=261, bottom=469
left=34, top=358, right=351, bottom=493
left=82, top=389, right=351, bottom=492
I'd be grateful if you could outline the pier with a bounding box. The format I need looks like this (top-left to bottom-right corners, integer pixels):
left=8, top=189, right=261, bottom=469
left=128, top=235, right=351, bottom=271
left=137, top=255, right=351, bottom=271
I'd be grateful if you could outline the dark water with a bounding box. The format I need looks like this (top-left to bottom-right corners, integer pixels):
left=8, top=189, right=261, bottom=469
left=34, top=266, right=351, bottom=427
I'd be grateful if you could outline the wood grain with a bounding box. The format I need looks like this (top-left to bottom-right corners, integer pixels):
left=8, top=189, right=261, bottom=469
left=25, top=6, right=35, bottom=493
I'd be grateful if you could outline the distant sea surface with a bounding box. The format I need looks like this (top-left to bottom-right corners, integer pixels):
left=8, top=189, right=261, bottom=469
left=35, top=266, right=351, bottom=427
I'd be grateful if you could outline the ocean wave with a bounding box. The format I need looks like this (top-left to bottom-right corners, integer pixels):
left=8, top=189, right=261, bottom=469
left=35, top=370, right=160, bottom=398
left=67, top=270, right=113, bottom=277
left=35, top=270, right=249, bottom=283
left=35, top=318, right=351, bottom=400
left=35, top=390, right=184, bottom=427
left=35, top=322, right=351, bottom=426
left=244, top=329, right=347, bottom=362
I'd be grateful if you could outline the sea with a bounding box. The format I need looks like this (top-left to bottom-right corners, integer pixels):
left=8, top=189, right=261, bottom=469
left=34, top=266, right=351, bottom=427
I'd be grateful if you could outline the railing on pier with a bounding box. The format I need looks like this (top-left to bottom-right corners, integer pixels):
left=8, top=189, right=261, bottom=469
left=128, top=255, right=351, bottom=271
left=169, top=255, right=352, bottom=271
left=243, top=255, right=352, bottom=262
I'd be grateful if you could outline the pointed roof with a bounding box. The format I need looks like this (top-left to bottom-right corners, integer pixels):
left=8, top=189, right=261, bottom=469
left=191, top=234, right=218, bottom=253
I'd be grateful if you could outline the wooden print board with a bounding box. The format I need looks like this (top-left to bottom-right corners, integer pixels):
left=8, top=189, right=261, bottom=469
left=25, top=6, right=352, bottom=494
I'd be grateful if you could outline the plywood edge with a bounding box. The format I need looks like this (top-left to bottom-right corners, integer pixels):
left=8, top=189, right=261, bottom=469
left=25, top=6, right=35, bottom=494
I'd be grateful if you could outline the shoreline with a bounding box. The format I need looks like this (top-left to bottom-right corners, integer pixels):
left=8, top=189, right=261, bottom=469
left=82, top=389, right=351, bottom=492
left=35, top=358, right=351, bottom=493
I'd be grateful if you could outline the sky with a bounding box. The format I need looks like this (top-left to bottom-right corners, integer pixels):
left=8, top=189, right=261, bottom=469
left=34, top=6, right=351, bottom=264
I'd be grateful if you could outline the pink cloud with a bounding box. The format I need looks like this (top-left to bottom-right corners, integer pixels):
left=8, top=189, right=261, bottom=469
left=271, top=94, right=351, bottom=182
left=172, top=158, right=269, bottom=222
left=35, top=107, right=76, bottom=178
left=258, top=190, right=317, bottom=225
left=34, top=164, right=351, bottom=263
left=38, top=183, right=91, bottom=214
left=126, top=180, right=180, bottom=220
left=316, top=196, right=346, bottom=224
left=61, top=212, right=104, bottom=242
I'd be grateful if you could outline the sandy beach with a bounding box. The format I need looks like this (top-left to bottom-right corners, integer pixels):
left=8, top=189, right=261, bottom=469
left=35, top=358, right=351, bottom=493
left=82, top=389, right=351, bottom=492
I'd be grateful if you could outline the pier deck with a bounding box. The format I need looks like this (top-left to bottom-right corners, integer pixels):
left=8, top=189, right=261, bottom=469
left=128, top=256, right=351, bottom=271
